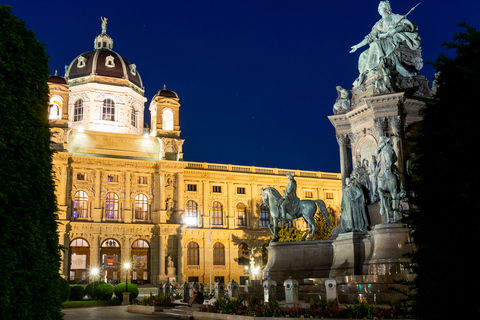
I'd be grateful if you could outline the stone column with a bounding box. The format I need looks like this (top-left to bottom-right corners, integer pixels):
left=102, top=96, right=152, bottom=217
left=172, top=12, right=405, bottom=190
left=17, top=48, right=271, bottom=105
left=90, top=234, right=100, bottom=270
left=177, top=228, right=185, bottom=283
left=250, top=183, right=258, bottom=229
left=389, top=116, right=404, bottom=176
left=176, top=172, right=184, bottom=222
left=159, top=234, right=167, bottom=281
left=337, top=134, right=350, bottom=184
left=125, top=171, right=132, bottom=223
left=122, top=237, right=132, bottom=282
left=374, top=117, right=386, bottom=139
left=93, top=169, right=102, bottom=222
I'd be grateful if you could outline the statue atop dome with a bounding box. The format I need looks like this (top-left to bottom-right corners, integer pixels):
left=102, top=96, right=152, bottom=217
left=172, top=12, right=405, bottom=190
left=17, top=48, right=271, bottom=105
left=101, top=17, right=108, bottom=34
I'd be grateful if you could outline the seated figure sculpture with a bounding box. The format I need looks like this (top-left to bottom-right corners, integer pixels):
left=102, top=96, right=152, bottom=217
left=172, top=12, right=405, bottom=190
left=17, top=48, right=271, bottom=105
left=350, top=1, right=422, bottom=88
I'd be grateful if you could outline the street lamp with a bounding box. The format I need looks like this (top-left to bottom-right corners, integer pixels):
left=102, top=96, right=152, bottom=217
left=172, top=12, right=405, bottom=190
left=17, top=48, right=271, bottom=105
left=90, top=267, right=99, bottom=299
left=122, top=262, right=131, bottom=305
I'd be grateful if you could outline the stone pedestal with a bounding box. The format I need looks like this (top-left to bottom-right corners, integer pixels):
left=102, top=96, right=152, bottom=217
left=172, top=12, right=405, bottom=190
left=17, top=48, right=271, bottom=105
left=263, top=240, right=333, bottom=284
left=122, top=292, right=130, bottom=305
left=365, top=223, right=414, bottom=275
left=330, top=232, right=370, bottom=277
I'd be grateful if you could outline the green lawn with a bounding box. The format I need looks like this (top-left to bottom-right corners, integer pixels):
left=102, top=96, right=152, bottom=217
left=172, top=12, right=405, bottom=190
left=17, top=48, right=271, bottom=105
left=62, top=298, right=122, bottom=308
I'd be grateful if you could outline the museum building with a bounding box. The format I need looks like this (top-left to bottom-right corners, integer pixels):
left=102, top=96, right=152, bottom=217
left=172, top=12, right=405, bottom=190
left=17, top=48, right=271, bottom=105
left=47, top=25, right=342, bottom=286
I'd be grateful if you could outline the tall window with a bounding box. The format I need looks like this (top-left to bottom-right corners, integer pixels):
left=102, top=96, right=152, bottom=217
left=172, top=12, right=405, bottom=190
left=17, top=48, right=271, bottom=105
left=73, top=191, right=88, bottom=219
left=105, top=192, right=119, bottom=219
left=213, top=242, right=225, bottom=265
left=185, top=200, right=198, bottom=225
left=238, top=243, right=249, bottom=265
left=260, top=204, right=270, bottom=227
left=211, top=201, right=223, bottom=226
left=236, top=203, right=247, bottom=226
left=134, top=194, right=148, bottom=220
left=74, top=99, right=84, bottom=122
left=130, top=106, right=136, bottom=127
left=102, top=98, right=115, bottom=121
left=162, top=109, right=173, bottom=130
left=187, top=242, right=199, bottom=265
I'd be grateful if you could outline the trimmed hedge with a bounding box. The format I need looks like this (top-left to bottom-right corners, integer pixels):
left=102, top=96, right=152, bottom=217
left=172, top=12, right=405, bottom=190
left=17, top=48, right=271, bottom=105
left=85, top=280, right=106, bottom=299
left=57, top=277, right=70, bottom=303
left=94, top=283, right=114, bottom=301
left=114, top=282, right=139, bottom=301
left=69, top=285, right=85, bottom=301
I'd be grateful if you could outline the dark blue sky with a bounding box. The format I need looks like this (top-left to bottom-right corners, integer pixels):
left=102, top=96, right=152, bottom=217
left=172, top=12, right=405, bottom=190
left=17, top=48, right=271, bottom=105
left=8, top=0, right=480, bottom=173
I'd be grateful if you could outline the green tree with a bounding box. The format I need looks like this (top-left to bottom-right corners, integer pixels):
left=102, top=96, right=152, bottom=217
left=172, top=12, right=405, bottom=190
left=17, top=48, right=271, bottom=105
left=0, top=6, right=62, bottom=319
left=407, top=23, right=480, bottom=319
left=277, top=225, right=303, bottom=242
left=314, top=213, right=335, bottom=240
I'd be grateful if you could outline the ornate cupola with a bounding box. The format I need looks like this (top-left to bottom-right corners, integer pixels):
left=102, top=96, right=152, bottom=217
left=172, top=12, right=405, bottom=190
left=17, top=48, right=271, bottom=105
left=65, top=18, right=146, bottom=135
left=94, top=17, right=114, bottom=50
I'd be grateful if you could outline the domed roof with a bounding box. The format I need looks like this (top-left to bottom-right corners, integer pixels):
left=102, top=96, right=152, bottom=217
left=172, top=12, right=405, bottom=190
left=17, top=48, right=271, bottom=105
left=48, top=74, right=68, bottom=84
left=154, top=85, right=179, bottom=99
left=65, top=20, right=143, bottom=89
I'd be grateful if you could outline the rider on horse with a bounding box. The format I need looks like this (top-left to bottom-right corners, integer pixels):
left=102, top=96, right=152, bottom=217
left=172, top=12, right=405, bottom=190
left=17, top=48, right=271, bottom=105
left=279, top=173, right=300, bottom=221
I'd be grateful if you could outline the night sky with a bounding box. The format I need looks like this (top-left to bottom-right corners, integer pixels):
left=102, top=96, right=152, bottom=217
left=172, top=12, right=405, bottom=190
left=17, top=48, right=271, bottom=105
left=8, top=0, right=480, bottom=173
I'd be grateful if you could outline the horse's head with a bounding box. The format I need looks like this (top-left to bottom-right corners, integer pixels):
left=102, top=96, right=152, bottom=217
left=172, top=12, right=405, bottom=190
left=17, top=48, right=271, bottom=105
left=261, top=187, right=269, bottom=207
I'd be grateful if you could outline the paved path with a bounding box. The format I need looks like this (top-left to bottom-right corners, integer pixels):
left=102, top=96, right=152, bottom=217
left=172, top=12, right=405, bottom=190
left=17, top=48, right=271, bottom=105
left=62, top=305, right=176, bottom=320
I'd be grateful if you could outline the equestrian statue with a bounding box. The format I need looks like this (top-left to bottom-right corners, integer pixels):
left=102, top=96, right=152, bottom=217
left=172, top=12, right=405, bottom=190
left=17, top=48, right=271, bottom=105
left=261, top=173, right=332, bottom=242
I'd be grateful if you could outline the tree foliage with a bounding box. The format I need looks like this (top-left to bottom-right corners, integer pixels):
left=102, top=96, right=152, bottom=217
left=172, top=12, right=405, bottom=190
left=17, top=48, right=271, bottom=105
left=277, top=225, right=303, bottom=242
left=0, top=5, right=62, bottom=319
left=407, top=23, right=480, bottom=319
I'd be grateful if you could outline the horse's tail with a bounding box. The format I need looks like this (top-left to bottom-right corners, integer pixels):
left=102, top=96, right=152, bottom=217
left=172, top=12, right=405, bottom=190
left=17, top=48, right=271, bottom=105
left=314, top=199, right=332, bottom=227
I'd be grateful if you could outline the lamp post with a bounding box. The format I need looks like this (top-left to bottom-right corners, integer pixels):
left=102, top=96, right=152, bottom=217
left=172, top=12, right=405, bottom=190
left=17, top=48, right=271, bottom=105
left=123, top=262, right=131, bottom=305
left=90, top=267, right=99, bottom=300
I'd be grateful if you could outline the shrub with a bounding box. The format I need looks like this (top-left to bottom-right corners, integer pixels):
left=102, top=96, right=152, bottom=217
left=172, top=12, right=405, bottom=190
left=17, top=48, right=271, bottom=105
left=94, top=283, right=114, bottom=301
left=114, top=282, right=139, bottom=301
left=57, top=277, right=70, bottom=303
left=85, top=280, right=106, bottom=299
left=69, top=285, right=85, bottom=301
left=132, top=293, right=174, bottom=307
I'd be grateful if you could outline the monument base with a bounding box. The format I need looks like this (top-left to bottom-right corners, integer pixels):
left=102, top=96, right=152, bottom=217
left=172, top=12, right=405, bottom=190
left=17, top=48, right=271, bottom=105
left=365, top=223, right=414, bottom=276
left=330, top=232, right=371, bottom=277
left=263, top=240, right=333, bottom=284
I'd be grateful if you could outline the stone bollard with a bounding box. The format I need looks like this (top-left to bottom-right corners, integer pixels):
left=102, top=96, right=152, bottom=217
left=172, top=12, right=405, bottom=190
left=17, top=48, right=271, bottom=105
left=164, top=279, right=173, bottom=296
left=284, top=277, right=299, bottom=304
left=182, top=282, right=190, bottom=303
left=263, top=278, right=277, bottom=303
left=214, top=281, right=225, bottom=300
left=227, top=280, right=239, bottom=299
left=158, top=282, right=164, bottom=296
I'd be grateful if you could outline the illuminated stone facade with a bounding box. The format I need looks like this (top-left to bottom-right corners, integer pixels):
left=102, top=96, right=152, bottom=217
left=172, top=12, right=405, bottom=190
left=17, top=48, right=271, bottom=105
left=49, top=25, right=342, bottom=286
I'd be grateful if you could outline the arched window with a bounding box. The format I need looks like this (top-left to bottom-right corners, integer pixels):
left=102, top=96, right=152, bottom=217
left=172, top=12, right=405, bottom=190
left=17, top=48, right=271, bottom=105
left=102, top=98, right=115, bottom=121
left=185, top=200, right=198, bottom=225
left=105, top=192, right=119, bottom=219
left=260, top=204, right=270, bottom=227
left=187, top=242, right=199, bottom=265
left=73, top=99, right=84, bottom=122
left=73, top=191, right=89, bottom=219
left=162, top=109, right=173, bottom=130
left=211, top=201, right=223, bottom=226
left=238, top=243, right=249, bottom=265
left=132, top=239, right=149, bottom=248
left=134, top=194, right=148, bottom=220
left=70, top=238, right=89, bottom=247
left=236, top=203, right=247, bottom=226
left=213, top=242, right=225, bottom=265
left=49, top=96, right=62, bottom=120
left=130, top=106, right=136, bottom=128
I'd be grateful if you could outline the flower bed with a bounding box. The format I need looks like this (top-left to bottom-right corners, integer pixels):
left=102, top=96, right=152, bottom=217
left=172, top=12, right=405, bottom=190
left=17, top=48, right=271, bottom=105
left=197, top=297, right=415, bottom=319
left=129, top=293, right=176, bottom=314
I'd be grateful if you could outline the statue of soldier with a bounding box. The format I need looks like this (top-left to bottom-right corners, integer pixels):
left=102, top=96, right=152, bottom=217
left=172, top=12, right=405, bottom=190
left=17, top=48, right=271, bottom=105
left=279, top=172, right=300, bottom=220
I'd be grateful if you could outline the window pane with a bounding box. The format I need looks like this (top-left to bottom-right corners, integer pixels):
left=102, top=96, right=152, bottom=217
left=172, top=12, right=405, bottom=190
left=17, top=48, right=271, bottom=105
left=211, top=202, right=223, bottom=225
left=213, top=242, right=225, bottom=265
left=105, top=192, right=119, bottom=219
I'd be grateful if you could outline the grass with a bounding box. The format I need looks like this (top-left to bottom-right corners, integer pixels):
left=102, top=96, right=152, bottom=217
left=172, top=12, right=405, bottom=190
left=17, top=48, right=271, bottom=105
left=62, top=298, right=122, bottom=308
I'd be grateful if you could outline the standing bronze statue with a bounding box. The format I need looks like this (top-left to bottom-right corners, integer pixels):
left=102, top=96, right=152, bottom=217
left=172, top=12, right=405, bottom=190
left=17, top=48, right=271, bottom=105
left=261, top=173, right=332, bottom=242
